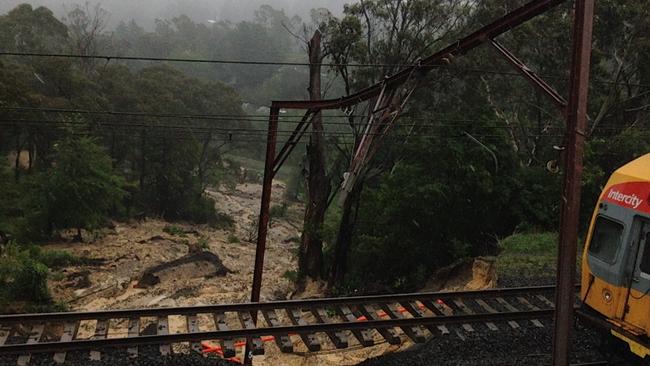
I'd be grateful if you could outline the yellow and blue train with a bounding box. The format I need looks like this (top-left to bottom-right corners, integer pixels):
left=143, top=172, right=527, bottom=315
left=581, top=153, right=650, bottom=362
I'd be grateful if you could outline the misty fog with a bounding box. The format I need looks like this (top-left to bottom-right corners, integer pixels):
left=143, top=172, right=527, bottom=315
left=0, top=0, right=347, bottom=29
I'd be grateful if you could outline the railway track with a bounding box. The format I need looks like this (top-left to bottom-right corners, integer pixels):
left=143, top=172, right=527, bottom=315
left=0, top=285, right=561, bottom=364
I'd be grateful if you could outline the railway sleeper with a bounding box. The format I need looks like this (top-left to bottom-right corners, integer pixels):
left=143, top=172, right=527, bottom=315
left=378, top=303, right=426, bottom=343
left=16, top=323, right=44, bottom=366
left=261, top=310, right=293, bottom=353
left=310, top=308, right=348, bottom=349
left=89, top=319, right=108, bottom=361
left=126, top=317, right=140, bottom=358
left=357, top=304, right=400, bottom=345
left=237, top=311, right=264, bottom=355
left=336, top=306, right=374, bottom=347
left=399, top=301, right=442, bottom=337
left=53, top=321, right=78, bottom=364
left=450, top=299, right=475, bottom=333
left=494, top=298, right=521, bottom=329
left=186, top=314, right=202, bottom=354
left=212, top=312, right=235, bottom=358
left=287, top=308, right=321, bottom=352
left=419, top=299, right=451, bottom=335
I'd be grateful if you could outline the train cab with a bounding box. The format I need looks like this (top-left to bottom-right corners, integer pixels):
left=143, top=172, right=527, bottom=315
left=581, top=153, right=650, bottom=360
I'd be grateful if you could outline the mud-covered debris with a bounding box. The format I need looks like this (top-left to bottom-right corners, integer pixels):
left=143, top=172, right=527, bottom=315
left=137, top=251, right=231, bottom=288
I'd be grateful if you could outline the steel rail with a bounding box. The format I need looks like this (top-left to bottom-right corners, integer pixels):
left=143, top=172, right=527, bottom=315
left=0, top=309, right=554, bottom=354
left=0, top=285, right=556, bottom=324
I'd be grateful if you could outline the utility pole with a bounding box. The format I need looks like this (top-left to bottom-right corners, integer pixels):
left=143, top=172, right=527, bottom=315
left=552, top=1, right=594, bottom=365
left=299, top=30, right=330, bottom=280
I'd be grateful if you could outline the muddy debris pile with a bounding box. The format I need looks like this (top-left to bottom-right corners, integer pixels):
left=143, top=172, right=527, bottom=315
left=136, top=251, right=232, bottom=288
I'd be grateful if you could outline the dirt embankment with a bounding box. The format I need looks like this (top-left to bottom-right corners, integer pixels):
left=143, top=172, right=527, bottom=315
left=43, top=181, right=504, bottom=366
left=46, top=182, right=301, bottom=311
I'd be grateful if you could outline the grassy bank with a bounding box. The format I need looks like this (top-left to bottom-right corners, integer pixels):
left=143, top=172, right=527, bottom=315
left=497, top=232, right=558, bottom=279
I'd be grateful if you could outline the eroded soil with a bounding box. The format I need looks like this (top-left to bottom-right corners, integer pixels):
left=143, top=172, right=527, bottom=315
left=41, top=182, right=500, bottom=365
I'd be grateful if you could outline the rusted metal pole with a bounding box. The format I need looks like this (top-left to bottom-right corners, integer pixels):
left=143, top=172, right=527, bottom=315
left=245, top=106, right=279, bottom=365
left=552, top=1, right=594, bottom=365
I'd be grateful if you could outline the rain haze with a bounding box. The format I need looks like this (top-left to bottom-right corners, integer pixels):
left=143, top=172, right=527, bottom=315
left=0, top=0, right=347, bottom=29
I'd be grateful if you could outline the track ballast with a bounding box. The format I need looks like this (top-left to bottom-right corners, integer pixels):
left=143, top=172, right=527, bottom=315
left=0, top=285, right=563, bottom=364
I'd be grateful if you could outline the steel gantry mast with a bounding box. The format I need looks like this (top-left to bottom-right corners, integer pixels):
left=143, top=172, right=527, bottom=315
left=247, top=0, right=594, bottom=364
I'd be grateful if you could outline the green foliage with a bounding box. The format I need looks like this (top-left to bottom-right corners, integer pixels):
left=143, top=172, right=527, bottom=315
left=283, top=168, right=305, bottom=202
left=282, top=270, right=299, bottom=283
left=0, top=4, right=68, bottom=52
left=11, top=259, right=50, bottom=303
left=499, top=232, right=557, bottom=255
left=0, top=165, right=20, bottom=241
left=211, top=212, right=235, bottom=230
left=34, top=248, right=83, bottom=269
left=270, top=203, right=288, bottom=219
left=163, top=225, right=186, bottom=236
left=0, top=242, right=80, bottom=312
left=197, top=237, right=210, bottom=250
left=497, top=232, right=558, bottom=278
left=43, top=137, right=126, bottom=236
left=227, top=234, right=240, bottom=244
left=340, top=119, right=522, bottom=292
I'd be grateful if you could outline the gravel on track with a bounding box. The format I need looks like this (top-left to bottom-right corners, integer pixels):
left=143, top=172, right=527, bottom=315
left=0, top=348, right=240, bottom=366
left=358, top=275, right=607, bottom=366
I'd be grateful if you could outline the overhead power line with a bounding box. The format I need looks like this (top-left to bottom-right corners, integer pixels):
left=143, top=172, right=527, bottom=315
left=0, top=106, right=563, bottom=127
left=0, top=51, right=422, bottom=69
left=2, top=51, right=650, bottom=88
left=0, top=118, right=572, bottom=134
left=0, top=120, right=567, bottom=140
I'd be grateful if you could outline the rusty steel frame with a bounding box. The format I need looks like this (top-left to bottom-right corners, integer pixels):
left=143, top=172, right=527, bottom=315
left=270, top=0, right=565, bottom=112
left=552, top=1, right=595, bottom=365
left=247, top=0, right=595, bottom=364
left=489, top=39, right=568, bottom=111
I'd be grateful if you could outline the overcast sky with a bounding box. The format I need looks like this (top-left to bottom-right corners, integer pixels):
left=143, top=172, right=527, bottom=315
left=0, top=0, right=348, bottom=29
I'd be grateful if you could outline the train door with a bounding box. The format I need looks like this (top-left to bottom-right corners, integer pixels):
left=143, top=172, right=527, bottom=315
left=621, top=220, right=650, bottom=334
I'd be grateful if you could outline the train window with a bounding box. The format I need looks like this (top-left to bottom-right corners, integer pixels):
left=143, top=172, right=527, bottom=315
left=588, top=217, right=624, bottom=264
left=641, top=233, right=650, bottom=274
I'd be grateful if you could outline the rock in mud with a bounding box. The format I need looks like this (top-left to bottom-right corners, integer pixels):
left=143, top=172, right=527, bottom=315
left=137, top=251, right=231, bottom=288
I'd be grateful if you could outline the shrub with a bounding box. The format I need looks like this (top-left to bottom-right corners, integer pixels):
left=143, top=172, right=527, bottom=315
left=11, top=260, right=50, bottom=303
left=182, top=196, right=217, bottom=224
left=283, top=168, right=304, bottom=202
left=282, top=270, right=299, bottom=283
left=197, top=237, right=210, bottom=250
left=270, top=203, right=288, bottom=219
left=163, top=225, right=186, bottom=236
left=227, top=234, right=240, bottom=243
left=0, top=243, right=58, bottom=311
left=36, top=248, right=82, bottom=269
left=211, top=211, right=235, bottom=230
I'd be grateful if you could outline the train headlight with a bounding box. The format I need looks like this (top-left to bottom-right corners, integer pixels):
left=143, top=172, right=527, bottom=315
left=602, top=289, right=613, bottom=303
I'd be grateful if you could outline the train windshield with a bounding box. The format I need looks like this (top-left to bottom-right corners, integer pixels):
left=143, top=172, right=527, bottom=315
left=588, top=216, right=624, bottom=264
left=641, top=232, right=650, bottom=274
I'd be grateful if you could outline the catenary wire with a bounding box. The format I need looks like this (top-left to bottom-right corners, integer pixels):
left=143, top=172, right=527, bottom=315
left=2, top=51, right=650, bottom=88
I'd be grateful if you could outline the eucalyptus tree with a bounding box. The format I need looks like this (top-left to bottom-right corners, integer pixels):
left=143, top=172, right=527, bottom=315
left=320, top=0, right=470, bottom=287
